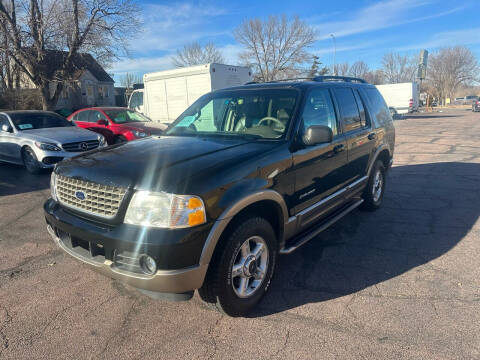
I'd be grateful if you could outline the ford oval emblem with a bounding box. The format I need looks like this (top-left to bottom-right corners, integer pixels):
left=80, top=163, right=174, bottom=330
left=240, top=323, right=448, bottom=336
left=75, top=191, right=86, bottom=201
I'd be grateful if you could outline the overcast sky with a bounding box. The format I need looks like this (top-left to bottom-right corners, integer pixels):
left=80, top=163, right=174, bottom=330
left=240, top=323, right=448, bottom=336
left=109, top=0, right=480, bottom=82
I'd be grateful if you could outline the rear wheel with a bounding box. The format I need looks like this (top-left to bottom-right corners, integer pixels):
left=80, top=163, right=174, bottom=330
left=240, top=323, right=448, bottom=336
left=198, top=217, right=277, bottom=317
left=361, top=160, right=386, bottom=211
left=22, top=147, right=42, bottom=174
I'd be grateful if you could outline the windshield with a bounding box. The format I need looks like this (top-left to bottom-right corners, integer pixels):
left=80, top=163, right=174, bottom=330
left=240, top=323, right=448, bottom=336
left=105, top=109, right=151, bottom=124
left=9, top=112, right=74, bottom=131
left=166, top=89, right=298, bottom=139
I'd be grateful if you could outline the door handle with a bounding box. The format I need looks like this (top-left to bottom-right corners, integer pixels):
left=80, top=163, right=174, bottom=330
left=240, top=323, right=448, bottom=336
left=333, top=144, right=345, bottom=153
left=368, top=132, right=377, bottom=140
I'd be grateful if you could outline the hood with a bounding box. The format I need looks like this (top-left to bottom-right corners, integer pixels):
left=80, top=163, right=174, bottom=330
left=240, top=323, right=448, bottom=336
left=56, top=135, right=279, bottom=192
left=20, top=126, right=101, bottom=144
left=120, top=122, right=166, bottom=134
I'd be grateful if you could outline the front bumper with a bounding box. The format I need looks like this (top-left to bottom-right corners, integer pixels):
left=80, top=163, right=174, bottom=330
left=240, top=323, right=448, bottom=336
left=44, top=198, right=212, bottom=293
left=46, top=224, right=208, bottom=293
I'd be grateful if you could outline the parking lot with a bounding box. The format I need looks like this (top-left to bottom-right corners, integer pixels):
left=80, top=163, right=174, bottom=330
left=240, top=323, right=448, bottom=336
left=1, top=108, right=479, bottom=359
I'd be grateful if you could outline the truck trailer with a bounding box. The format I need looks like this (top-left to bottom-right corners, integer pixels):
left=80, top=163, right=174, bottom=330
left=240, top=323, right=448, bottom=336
left=129, top=63, right=252, bottom=123
left=376, top=82, right=419, bottom=114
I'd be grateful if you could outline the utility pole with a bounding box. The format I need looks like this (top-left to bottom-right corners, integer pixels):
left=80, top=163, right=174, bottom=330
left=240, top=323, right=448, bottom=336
left=330, top=34, right=337, bottom=76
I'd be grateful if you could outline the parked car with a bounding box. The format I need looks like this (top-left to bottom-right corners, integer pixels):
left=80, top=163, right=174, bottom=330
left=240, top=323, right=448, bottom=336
left=44, top=76, right=395, bottom=316
left=68, top=107, right=166, bottom=144
left=473, top=100, right=480, bottom=112
left=0, top=111, right=106, bottom=173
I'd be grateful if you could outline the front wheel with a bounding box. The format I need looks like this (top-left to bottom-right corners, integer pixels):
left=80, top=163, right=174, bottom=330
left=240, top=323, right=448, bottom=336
left=198, top=217, right=277, bottom=317
left=22, top=147, right=42, bottom=174
left=114, top=135, right=127, bottom=144
left=360, top=160, right=386, bottom=211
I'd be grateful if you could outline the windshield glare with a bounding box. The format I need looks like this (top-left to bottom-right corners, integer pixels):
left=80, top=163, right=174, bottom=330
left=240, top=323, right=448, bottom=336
left=105, top=110, right=151, bottom=124
left=166, top=89, right=298, bottom=139
left=10, top=113, right=74, bottom=130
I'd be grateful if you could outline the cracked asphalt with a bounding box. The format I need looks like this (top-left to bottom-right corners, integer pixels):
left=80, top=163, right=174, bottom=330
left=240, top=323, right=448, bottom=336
left=1, top=108, right=480, bottom=359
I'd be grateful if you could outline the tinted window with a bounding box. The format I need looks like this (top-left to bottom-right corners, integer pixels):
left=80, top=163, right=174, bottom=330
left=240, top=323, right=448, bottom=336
left=9, top=112, right=73, bottom=130
left=301, top=88, right=338, bottom=136
left=76, top=110, right=90, bottom=122
left=353, top=90, right=367, bottom=127
left=364, top=88, right=391, bottom=125
left=333, top=88, right=361, bottom=132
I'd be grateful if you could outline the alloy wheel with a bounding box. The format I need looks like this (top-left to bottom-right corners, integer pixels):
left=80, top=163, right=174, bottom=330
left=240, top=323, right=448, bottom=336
left=231, top=236, right=269, bottom=298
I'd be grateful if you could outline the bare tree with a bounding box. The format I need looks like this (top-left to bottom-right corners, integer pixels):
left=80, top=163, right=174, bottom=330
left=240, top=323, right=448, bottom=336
left=119, top=72, right=142, bottom=89
left=333, top=62, right=350, bottom=76
left=172, top=42, right=224, bottom=68
left=381, top=52, right=416, bottom=84
left=364, top=69, right=385, bottom=85
left=0, top=0, right=140, bottom=110
left=234, top=15, right=316, bottom=82
left=427, top=46, right=479, bottom=105
left=348, top=61, right=369, bottom=79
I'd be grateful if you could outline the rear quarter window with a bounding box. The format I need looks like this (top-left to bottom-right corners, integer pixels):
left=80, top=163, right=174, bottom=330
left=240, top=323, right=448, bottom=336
left=364, top=88, right=392, bottom=126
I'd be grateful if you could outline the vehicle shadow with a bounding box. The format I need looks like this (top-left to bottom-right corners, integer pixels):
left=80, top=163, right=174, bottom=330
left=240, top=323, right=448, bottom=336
left=0, top=162, right=51, bottom=196
left=251, top=162, right=480, bottom=317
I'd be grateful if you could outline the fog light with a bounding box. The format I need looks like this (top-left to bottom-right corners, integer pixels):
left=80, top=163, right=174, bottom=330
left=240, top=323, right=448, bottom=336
left=139, top=255, right=157, bottom=275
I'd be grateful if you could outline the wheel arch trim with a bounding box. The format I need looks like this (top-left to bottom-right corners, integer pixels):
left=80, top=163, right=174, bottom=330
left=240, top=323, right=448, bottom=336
left=367, top=144, right=391, bottom=177
left=199, top=190, right=288, bottom=266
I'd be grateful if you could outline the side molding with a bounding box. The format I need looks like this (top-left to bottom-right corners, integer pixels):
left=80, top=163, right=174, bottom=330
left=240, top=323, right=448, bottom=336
left=199, top=190, right=289, bottom=266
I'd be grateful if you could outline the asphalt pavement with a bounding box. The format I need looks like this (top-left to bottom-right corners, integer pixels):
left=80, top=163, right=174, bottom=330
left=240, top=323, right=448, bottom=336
left=1, top=108, right=479, bottom=359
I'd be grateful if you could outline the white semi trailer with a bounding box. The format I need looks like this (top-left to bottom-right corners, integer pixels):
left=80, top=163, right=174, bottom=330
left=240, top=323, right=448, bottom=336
left=128, top=63, right=252, bottom=123
left=376, top=82, right=419, bottom=114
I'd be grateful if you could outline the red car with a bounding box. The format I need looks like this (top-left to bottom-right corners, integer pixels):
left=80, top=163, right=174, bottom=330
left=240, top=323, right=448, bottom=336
left=68, top=107, right=166, bottom=144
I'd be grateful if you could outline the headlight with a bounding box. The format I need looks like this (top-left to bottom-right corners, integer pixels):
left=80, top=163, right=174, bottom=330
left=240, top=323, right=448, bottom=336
left=50, top=172, right=58, bottom=201
left=98, top=136, right=106, bottom=147
left=133, top=130, right=148, bottom=138
left=35, top=142, right=61, bottom=151
left=124, top=191, right=206, bottom=228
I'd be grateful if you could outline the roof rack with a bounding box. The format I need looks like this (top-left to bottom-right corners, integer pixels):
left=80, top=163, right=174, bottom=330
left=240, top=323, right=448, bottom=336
left=244, top=76, right=368, bottom=85
left=312, top=76, right=367, bottom=83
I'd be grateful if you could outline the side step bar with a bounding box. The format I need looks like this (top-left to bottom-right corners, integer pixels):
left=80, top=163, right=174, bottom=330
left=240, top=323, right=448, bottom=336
left=280, top=199, right=364, bottom=254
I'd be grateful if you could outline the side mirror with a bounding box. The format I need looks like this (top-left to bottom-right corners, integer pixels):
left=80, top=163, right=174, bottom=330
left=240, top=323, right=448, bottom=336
left=302, top=125, right=333, bottom=146
left=1, top=124, right=12, bottom=133
left=97, top=119, right=108, bottom=126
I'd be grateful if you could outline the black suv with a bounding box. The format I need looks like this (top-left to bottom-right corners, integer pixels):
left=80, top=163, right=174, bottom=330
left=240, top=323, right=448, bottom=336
left=44, top=76, right=395, bottom=316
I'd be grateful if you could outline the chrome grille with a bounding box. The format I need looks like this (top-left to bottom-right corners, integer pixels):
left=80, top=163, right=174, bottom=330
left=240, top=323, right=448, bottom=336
left=56, top=175, right=126, bottom=218
left=62, top=140, right=99, bottom=152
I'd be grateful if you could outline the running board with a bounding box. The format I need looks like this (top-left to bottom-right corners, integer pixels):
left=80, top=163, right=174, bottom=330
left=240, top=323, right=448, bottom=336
left=280, top=199, right=364, bottom=254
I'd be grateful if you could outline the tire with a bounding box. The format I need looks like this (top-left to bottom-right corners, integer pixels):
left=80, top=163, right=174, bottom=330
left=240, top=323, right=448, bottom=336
left=198, top=216, right=277, bottom=317
left=360, top=160, right=386, bottom=211
left=114, top=135, right=127, bottom=144
left=22, top=147, right=42, bottom=174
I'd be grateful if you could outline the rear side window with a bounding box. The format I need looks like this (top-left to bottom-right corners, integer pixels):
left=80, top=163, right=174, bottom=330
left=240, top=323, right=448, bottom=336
left=333, top=88, right=361, bottom=132
left=76, top=110, right=90, bottom=122
left=364, top=88, right=391, bottom=125
left=353, top=90, right=367, bottom=127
